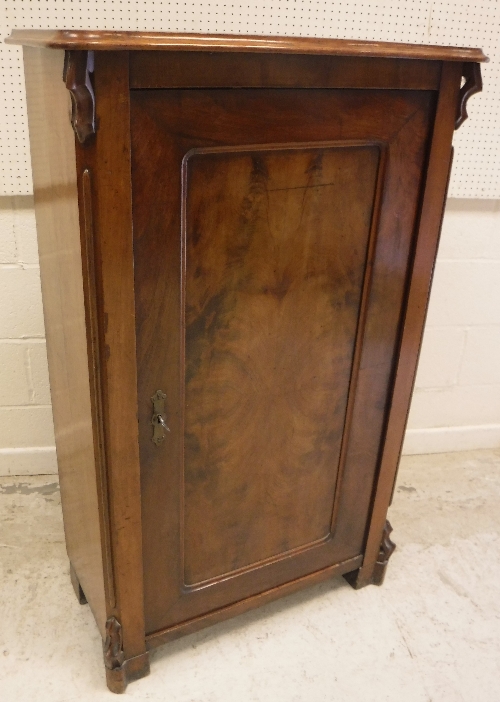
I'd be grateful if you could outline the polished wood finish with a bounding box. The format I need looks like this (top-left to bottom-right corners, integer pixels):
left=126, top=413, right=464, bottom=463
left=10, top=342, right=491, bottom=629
left=63, top=50, right=96, bottom=143
left=12, top=30, right=483, bottom=693
left=7, top=29, right=487, bottom=63
left=344, top=519, right=396, bottom=588
left=183, top=145, right=379, bottom=585
left=132, top=86, right=434, bottom=634
left=146, top=553, right=363, bottom=650
left=130, top=52, right=442, bottom=90
left=79, top=50, right=149, bottom=665
left=345, top=61, right=463, bottom=590
left=103, top=617, right=150, bottom=694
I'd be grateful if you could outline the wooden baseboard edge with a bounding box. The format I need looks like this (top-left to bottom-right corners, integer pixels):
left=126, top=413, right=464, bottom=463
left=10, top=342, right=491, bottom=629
left=146, top=554, right=363, bottom=650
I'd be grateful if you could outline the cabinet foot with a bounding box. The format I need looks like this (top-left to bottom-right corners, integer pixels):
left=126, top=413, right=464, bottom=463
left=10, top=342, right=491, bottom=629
left=343, top=520, right=396, bottom=589
left=104, top=616, right=150, bottom=693
left=69, top=562, right=87, bottom=605
left=371, top=520, right=396, bottom=585
left=105, top=652, right=150, bottom=694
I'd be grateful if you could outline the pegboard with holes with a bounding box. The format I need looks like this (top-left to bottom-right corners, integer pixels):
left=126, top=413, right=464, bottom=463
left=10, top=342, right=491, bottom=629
left=1, top=1, right=498, bottom=198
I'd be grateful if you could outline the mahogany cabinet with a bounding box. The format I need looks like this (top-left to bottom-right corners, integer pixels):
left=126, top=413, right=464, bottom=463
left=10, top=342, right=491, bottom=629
left=6, top=29, right=486, bottom=692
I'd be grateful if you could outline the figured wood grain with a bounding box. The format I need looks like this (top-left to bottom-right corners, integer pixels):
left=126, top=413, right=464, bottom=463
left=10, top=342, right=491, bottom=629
left=130, top=52, right=442, bottom=90
left=6, top=29, right=488, bottom=63
left=21, top=47, right=107, bottom=635
left=182, top=144, right=380, bottom=585
left=132, top=86, right=434, bottom=634
left=12, top=33, right=483, bottom=693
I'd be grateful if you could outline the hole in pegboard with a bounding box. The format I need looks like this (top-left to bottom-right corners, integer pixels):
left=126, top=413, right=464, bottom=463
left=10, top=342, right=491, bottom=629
left=0, top=0, right=498, bottom=197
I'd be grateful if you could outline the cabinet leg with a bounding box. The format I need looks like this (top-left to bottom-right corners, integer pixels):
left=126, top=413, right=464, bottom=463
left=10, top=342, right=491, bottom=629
left=104, top=616, right=150, bottom=693
left=69, top=562, right=87, bottom=604
left=105, top=653, right=150, bottom=694
left=371, top=520, right=396, bottom=586
left=343, top=520, right=396, bottom=589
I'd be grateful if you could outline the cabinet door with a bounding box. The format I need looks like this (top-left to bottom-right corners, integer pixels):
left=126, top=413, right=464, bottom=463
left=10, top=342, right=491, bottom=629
left=131, top=88, right=434, bottom=634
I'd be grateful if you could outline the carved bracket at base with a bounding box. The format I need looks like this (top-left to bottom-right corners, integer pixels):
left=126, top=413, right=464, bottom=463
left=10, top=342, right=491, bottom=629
left=63, top=50, right=96, bottom=144
left=103, top=617, right=150, bottom=694
left=372, top=520, right=396, bottom=586
left=455, top=62, right=482, bottom=130
left=104, top=616, right=125, bottom=671
left=105, top=651, right=151, bottom=694
left=343, top=519, right=396, bottom=589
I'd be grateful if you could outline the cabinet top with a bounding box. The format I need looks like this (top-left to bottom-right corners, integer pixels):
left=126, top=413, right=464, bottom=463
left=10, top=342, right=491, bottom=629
left=6, top=30, right=487, bottom=63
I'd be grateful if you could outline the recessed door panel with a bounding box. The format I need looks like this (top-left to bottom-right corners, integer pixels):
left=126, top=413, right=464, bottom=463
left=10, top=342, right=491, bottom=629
left=131, top=88, right=434, bottom=634
left=183, top=144, right=379, bottom=585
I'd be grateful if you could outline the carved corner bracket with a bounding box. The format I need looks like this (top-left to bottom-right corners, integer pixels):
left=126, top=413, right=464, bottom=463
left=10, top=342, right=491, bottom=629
left=103, top=616, right=125, bottom=671
left=103, top=616, right=150, bottom=693
left=372, top=520, right=396, bottom=586
left=343, top=519, right=396, bottom=589
left=455, top=62, right=482, bottom=130
left=63, top=50, right=96, bottom=144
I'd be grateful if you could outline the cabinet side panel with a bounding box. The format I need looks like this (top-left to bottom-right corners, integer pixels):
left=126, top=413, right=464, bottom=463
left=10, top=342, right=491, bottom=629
left=22, top=46, right=106, bottom=635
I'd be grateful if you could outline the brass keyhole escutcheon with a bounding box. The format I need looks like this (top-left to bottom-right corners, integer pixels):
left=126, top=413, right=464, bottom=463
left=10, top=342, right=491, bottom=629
left=151, top=390, right=170, bottom=445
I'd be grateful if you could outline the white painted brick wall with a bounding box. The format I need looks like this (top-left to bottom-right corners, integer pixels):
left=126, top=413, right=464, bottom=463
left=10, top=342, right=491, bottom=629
left=404, top=199, right=500, bottom=454
left=0, top=195, right=56, bottom=476
left=0, top=196, right=499, bottom=475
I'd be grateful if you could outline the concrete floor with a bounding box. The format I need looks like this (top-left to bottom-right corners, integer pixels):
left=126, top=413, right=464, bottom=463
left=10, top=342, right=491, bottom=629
left=1, top=449, right=499, bottom=701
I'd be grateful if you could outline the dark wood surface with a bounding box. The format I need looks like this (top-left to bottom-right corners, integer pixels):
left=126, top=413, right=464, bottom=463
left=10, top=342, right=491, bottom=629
left=348, top=60, right=463, bottom=588
left=130, top=52, right=442, bottom=90
left=7, top=29, right=487, bottom=63
left=182, top=143, right=380, bottom=586
left=65, top=50, right=151, bottom=690
left=132, top=86, right=435, bottom=635
left=146, top=553, right=363, bottom=650
left=63, top=50, right=96, bottom=143
left=82, top=50, right=148, bottom=665
left=14, top=33, right=483, bottom=692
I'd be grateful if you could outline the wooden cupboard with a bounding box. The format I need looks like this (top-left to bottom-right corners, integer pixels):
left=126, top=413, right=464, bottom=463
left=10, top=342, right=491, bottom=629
left=6, top=29, right=486, bottom=692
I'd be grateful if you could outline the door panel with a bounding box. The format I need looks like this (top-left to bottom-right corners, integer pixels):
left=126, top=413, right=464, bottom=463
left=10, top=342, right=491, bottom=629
left=131, top=89, right=434, bottom=634
left=183, top=144, right=379, bottom=586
